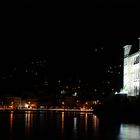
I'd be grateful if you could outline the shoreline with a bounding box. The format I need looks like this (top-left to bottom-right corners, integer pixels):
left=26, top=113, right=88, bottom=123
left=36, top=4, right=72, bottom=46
left=0, top=108, right=93, bottom=112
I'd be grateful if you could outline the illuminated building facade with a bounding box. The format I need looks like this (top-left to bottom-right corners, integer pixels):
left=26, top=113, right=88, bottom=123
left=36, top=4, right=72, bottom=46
left=120, top=38, right=140, bottom=96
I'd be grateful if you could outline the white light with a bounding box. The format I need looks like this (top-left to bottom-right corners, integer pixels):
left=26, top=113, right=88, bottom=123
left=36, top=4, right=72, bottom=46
left=25, top=103, right=28, bottom=108
left=61, top=90, right=65, bottom=94
left=73, top=92, right=77, bottom=96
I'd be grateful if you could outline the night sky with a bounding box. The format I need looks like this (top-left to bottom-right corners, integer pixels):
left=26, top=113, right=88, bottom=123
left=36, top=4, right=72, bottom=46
left=0, top=1, right=140, bottom=96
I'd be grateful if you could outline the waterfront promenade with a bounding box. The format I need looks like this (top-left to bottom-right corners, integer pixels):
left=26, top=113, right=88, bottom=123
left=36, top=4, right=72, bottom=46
left=0, top=108, right=93, bottom=112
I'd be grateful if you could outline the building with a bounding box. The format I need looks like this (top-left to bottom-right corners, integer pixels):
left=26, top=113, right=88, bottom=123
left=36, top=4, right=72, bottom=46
left=120, top=38, right=140, bottom=96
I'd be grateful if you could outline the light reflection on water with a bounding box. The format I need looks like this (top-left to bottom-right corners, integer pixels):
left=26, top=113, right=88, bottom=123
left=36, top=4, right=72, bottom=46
left=61, top=112, right=64, bottom=134
left=119, top=124, right=140, bottom=140
left=73, top=117, right=77, bottom=130
left=85, top=112, right=87, bottom=135
left=1, top=111, right=140, bottom=140
left=10, top=111, right=13, bottom=128
left=93, top=115, right=99, bottom=135
left=25, top=111, right=31, bottom=129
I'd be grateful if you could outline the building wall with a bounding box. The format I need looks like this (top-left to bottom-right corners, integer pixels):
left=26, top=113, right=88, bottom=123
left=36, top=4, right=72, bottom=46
left=123, top=51, right=140, bottom=96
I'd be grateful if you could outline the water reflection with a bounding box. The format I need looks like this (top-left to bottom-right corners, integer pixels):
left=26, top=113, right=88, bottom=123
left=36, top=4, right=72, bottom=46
left=73, top=117, right=78, bottom=139
left=85, top=112, right=88, bottom=134
left=73, top=117, right=77, bottom=130
left=10, top=111, right=13, bottom=128
left=61, top=112, right=64, bottom=134
left=93, top=115, right=99, bottom=133
left=2, top=111, right=140, bottom=140
left=25, top=111, right=31, bottom=129
left=119, top=124, right=140, bottom=140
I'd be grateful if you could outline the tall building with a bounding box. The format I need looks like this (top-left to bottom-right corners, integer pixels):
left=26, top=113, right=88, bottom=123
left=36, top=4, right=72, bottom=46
left=120, top=38, right=140, bottom=96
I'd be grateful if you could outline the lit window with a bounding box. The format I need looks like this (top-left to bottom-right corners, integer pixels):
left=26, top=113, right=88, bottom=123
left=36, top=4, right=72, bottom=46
left=134, top=56, right=139, bottom=65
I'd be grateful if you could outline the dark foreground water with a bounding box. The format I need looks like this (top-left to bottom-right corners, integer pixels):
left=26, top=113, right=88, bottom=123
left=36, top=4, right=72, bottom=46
left=0, top=111, right=140, bottom=140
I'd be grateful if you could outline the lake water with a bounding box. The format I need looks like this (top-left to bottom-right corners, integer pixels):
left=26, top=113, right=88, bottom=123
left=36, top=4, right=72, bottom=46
left=0, top=110, right=140, bottom=140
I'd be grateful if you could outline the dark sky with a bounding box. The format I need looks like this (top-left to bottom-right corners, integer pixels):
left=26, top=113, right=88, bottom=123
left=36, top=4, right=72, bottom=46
left=0, top=1, right=140, bottom=94
left=2, top=2, right=140, bottom=61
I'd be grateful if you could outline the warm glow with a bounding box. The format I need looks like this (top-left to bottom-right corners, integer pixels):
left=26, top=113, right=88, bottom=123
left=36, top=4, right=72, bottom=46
left=25, top=103, right=28, bottom=108
left=27, top=111, right=31, bottom=129
left=61, top=112, right=64, bottom=134
left=85, top=113, right=88, bottom=134
left=25, top=111, right=31, bottom=129
left=9, top=105, right=13, bottom=109
left=93, top=115, right=99, bottom=133
left=10, top=111, right=13, bottom=128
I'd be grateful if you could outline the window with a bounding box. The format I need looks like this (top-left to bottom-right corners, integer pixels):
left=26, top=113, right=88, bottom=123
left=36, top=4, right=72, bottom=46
left=134, top=56, right=139, bottom=65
